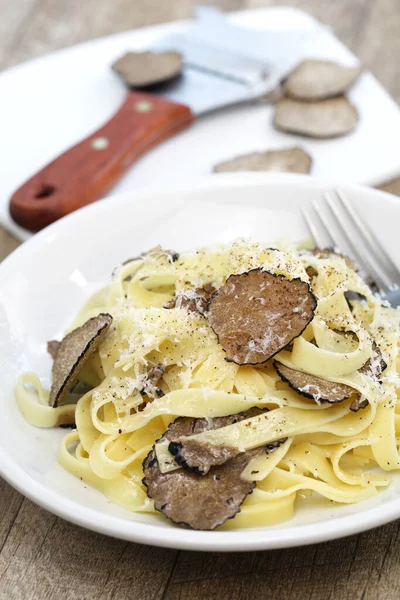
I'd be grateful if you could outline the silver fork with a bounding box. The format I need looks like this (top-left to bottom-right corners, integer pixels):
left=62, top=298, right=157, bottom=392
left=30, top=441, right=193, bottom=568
left=302, top=189, right=400, bottom=307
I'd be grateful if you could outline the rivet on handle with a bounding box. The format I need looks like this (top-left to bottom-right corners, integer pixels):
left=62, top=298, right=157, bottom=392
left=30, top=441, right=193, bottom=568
left=135, top=100, right=153, bottom=113
left=91, top=137, right=110, bottom=150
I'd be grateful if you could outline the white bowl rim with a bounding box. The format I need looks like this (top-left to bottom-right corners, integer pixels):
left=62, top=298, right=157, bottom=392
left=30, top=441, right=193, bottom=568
left=2, top=172, right=400, bottom=552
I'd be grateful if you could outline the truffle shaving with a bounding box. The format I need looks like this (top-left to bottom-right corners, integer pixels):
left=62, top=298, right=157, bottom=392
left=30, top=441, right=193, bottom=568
left=311, top=248, right=357, bottom=271
left=360, top=343, right=387, bottom=379
left=143, top=409, right=272, bottom=530
left=169, top=439, right=240, bottom=475
left=168, top=408, right=264, bottom=474
left=171, top=434, right=284, bottom=476
left=49, top=314, right=113, bottom=407
left=213, top=147, right=312, bottom=175
left=274, top=97, right=358, bottom=139
left=283, top=59, right=362, bottom=100
left=164, top=283, right=216, bottom=314
left=306, top=266, right=318, bottom=280
left=116, top=245, right=179, bottom=279
left=274, top=360, right=355, bottom=404
left=350, top=396, right=369, bottom=413
left=112, top=51, right=182, bottom=88
left=207, top=269, right=317, bottom=365
left=349, top=344, right=386, bottom=412
left=133, top=245, right=179, bottom=264
left=139, top=364, right=165, bottom=399
left=305, top=248, right=357, bottom=280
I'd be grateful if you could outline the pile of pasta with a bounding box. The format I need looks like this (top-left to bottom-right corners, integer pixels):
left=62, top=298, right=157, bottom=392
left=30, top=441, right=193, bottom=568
left=16, top=240, right=400, bottom=529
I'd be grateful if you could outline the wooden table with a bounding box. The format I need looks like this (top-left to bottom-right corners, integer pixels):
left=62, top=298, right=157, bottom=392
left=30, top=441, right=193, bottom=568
left=2, top=1, right=400, bottom=598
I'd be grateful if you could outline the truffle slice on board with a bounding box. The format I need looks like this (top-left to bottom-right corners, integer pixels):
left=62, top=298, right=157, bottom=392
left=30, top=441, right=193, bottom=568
left=213, top=147, right=312, bottom=174
left=143, top=409, right=266, bottom=530
left=112, top=51, right=182, bottom=88
left=283, top=60, right=362, bottom=101
left=207, top=269, right=317, bottom=365
left=274, top=97, right=358, bottom=139
left=49, top=313, right=113, bottom=407
left=274, top=360, right=355, bottom=403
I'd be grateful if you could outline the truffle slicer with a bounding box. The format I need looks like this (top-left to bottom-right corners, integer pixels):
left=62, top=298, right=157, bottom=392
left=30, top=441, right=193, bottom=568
left=9, top=6, right=321, bottom=232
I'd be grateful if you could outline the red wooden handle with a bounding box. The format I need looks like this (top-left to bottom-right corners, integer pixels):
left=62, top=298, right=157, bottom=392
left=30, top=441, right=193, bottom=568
left=9, top=91, right=194, bottom=232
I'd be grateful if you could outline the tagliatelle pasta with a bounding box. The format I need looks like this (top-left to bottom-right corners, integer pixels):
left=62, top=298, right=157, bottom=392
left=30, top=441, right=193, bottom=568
left=15, top=240, right=400, bottom=529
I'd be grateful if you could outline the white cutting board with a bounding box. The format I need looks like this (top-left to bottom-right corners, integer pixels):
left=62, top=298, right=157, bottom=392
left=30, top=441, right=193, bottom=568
left=2, top=6, right=400, bottom=241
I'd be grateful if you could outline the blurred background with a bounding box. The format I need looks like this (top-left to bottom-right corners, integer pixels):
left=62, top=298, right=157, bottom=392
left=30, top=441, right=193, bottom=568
left=2, top=0, right=399, bottom=104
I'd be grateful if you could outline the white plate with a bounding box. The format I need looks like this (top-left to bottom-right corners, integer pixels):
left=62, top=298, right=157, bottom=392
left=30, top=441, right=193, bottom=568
left=3, top=6, right=400, bottom=241
left=1, top=173, right=400, bottom=551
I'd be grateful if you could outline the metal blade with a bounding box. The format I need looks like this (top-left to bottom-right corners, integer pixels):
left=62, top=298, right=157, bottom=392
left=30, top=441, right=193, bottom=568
left=152, top=6, right=328, bottom=116
left=153, top=32, right=270, bottom=115
left=145, top=67, right=261, bottom=116
left=193, top=7, right=316, bottom=68
left=159, top=34, right=269, bottom=89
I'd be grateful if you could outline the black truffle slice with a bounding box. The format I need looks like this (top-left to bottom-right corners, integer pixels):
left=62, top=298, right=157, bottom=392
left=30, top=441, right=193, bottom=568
left=164, top=283, right=216, bottom=314
left=305, top=265, right=318, bottom=280
left=143, top=410, right=265, bottom=530
left=360, top=343, right=387, bottom=379
left=274, top=360, right=355, bottom=403
left=139, top=364, right=165, bottom=399
left=349, top=346, right=386, bottom=412
left=170, top=434, right=284, bottom=476
left=112, top=51, right=182, bottom=88
left=169, top=439, right=240, bottom=475
left=116, top=245, right=179, bottom=281
left=129, top=245, right=179, bottom=264
left=47, top=340, right=60, bottom=360
left=311, top=248, right=357, bottom=271
left=57, top=413, right=76, bottom=427
left=274, top=97, right=358, bottom=139
left=282, top=60, right=362, bottom=101
left=349, top=396, right=369, bottom=413
left=258, top=85, right=284, bottom=105
left=207, top=269, right=317, bottom=365
left=168, top=408, right=264, bottom=475
left=49, top=314, right=113, bottom=407
left=305, top=248, right=357, bottom=280
left=213, top=147, right=312, bottom=175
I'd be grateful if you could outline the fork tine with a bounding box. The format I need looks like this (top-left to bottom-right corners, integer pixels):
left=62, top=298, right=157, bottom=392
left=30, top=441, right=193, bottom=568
left=324, top=191, right=391, bottom=292
left=311, top=195, right=376, bottom=286
left=301, top=207, right=331, bottom=250
left=306, top=199, right=371, bottom=286
left=308, top=201, right=339, bottom=250
left=336, top=189, right=400, bottom=287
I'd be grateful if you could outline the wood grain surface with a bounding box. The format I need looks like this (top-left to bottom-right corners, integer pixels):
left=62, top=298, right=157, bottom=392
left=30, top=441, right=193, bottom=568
left=2, top=1, right=400, bottom=598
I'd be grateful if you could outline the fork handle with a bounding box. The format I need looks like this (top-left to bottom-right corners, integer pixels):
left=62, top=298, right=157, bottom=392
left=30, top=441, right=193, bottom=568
left=9, top=91, right=194, bottom=232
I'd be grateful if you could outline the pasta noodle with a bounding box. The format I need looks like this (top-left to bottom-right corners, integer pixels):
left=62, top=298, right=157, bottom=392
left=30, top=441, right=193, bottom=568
left=15, top=240, right=400, bottom=529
